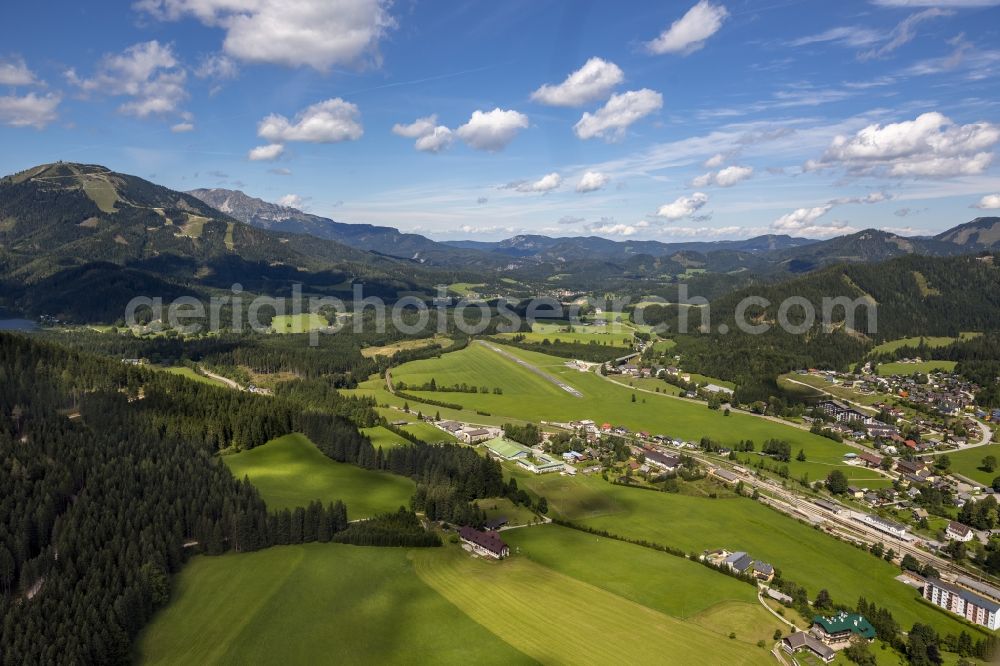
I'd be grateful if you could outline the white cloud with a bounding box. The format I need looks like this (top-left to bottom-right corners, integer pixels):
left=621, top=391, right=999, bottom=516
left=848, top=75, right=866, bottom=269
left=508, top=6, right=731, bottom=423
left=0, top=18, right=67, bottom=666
left=135, top=0, right=395, bottom=71
left=573, top=89, right=662, bottom=142
left=656, top=192, right=709, bottom=220
left=414, top=126, right=453, bottom=153
left=646, top=1, right=729, bottom=55
left=194, top=53, right=238, bottom=79
left=831, top=191, right=893, bottom=204
left=392, top=114, right=453, bottom=152
left=703, top=152, right=726, bottom=168
left=0, top=56, right=38, bottom=86
left=576, top=171, right=611, bottom=193
left=530, top=57, right=624, bottom=107
left=248, top=143, right=285, bottom=161
left=66, top=41, right=188, bottom=118
left=0, top=92, right=60, bottom=128
left=455, top=108, right=529, bottom=151
left=859, top=8, right=951, bottom=61
left=973, top=193, right=1000, bottom=209
left=258, top=98, right=363, bottom=144
left=589, top=222, right=643, bottom=236
left=279, top=193, right=304, bottom=208
left=269, top=167, right=292, bottom=175
left=713, top=165, right=753, bottom=187
left=771, top=205, right=835, bottom=233
left=510, top=172, right=562, bottom=193
left=789, top=26, right=883, bottom=49
left=392, top=115, right=437, bottom=138
left=807, top=111, right=999, bottom=178
left=690, top=165, right=753, bottom=187
left=171, top=122, right=194, bottom=132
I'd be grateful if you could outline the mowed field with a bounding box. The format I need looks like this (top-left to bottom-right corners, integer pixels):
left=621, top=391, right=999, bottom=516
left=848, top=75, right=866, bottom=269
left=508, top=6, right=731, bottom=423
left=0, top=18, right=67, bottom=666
left=138, top=544, right=533, bottom=665
left=495, top=321, right=635, bottom=348
left=877, top=360, right=957, bottom=376
left=270, top=313, right=328, bottom=334
left=390, top=341, right=885, bottom=483
left=411, top=544, right=773, bottom=665
left=160, top=366, right=229, bottom=388
left=932, top=443, right=1000, bottom=486
left=870, top=333, right=980, bottom=355
left=506, top=469, right=988, bottom=641
left=224, top=434, right=414, bottom=517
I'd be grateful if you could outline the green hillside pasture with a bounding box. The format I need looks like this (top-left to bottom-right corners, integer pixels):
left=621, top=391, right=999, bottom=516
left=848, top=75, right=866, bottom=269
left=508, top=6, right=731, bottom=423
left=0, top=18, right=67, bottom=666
left=360, top=426, right=411, bottom=450
left=270, top=313, right=328, bottom=334
left=503, top=524, right=766, bottom=622
left=411, top=545, right=772, bottom=665
left=932, top=443, right=1000, bottom=486
left=508, top=470, right=988, bottom=641
left=477, top=497, right=540, bottom=527
left=391, top=342, right=884, bottom=483
left=138, top=544, right=532, bottom=666
left=877, top=360, right=957, bottom=376
left=224, top=434, right=414, bottom=517
left=160, top=366, right=229, bottom=388
left=400, top=420, right=458, bottom=443
left=871, top=333, right=980, bottom=355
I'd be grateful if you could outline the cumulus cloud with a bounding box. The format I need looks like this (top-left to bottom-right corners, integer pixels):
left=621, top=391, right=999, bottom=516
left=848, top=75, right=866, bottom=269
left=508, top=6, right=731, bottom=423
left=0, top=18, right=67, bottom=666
left=455, top=108, right=529, bottom=151
left=258, top=98, right=363, bottom=146
left=504, top=172, right=562, bottom=193
left=135, top=0, right=395, bottom=71
left=66, top=41, right=188, bottom=118
left=690, top=165, right=753, bottom=187
left=703, top=152, right=726, bottom=168
left=589, top=222, right=644, bottom=236
left=830, top=191, right=893, bottom=205
left=573, top=89, right=662, bottom=142
left=392, top=115, right=453, bottom=153
left=655, top=192, right=709, bottom=220
left=772, top=205, right=833, bottom=232
left=807, top=112, right=999, bottom=178
left=0, top=92, right=60, bottom=128
left=278, top=193, right=305, bottom=209
left=576, top=171, right=611, bottom=193
left=530, top=57, right=624, bottom=107
left=973, top=193, right=1000, bottom=209
left=0, top=56, right=38, bottom=86
left=646, top=1, right=729, bottom=55
left=248, top=143, right=285, bottom=161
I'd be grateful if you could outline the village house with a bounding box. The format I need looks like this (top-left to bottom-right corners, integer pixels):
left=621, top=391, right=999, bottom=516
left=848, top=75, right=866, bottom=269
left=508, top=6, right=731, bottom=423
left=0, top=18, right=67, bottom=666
left=708, top=466, right=739, bottom=485
left=857, top=452, right=884, bottom=469
left=811, top=612, right=876, bottom=648
left=946, top=521, right=975, bottom=542
left=458, top=526, right=509, bottom=559
left=459, top=427, right=493, bottom=444
left=782, top=632, right=835, bottom=663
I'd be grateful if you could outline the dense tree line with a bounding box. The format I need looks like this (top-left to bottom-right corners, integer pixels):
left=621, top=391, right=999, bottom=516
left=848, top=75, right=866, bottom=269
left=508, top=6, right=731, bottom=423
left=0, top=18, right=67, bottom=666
left=333, top=508, right=441, bottom=547
left=484, top=335, right=628, bottom=363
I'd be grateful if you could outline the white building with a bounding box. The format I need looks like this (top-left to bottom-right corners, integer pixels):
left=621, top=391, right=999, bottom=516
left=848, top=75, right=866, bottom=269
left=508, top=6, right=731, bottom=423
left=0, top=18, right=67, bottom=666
left=924, top=578, right=1000, bottom=630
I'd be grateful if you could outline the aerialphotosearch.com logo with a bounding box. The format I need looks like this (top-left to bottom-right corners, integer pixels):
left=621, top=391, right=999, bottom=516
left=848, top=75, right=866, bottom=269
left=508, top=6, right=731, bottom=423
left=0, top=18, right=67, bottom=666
left=124, top=283, right=877, bottom=345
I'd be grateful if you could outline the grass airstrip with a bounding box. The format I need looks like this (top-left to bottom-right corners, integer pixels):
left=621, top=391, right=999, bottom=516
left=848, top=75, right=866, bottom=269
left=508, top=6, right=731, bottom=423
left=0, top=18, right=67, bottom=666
left=223, top=434, right=414, bottom=517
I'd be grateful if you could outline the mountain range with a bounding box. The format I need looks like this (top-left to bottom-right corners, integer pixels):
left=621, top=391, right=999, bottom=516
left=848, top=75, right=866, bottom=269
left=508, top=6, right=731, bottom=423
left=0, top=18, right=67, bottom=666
left=2, top=162, right=999, bottom=322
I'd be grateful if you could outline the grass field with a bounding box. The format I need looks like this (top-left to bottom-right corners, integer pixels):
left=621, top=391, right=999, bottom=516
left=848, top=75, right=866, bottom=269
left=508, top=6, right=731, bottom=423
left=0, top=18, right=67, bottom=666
left=160, top=366, right=229, bottom=388
left=360, top=426, right=411, bottom=450
left=477, top=497, right=540, bottom=527
left=877, top=360, right=957, bottom=376
left=361, top=335, right=454, bottom=358
left=448, top=282, right=485, bottom=296
left=506, top=470, right=988, bottom=640
left=399, top=420, right=458, bottom=443
left=870, top=333, right=980, bottom=355
left=138, top=544, right=533, bottom=665
left=270, top=313, right=329, bottom=334
left=503, top=524, right=762, bottom=619
left=607, top=375, right=684, bottom=396
left=224, top=434, right=414, bottom=517
left=390, top=342, right=885, bottom=483
left=931, top=443, right=1000, bottom=486
left=411, top=544, right=773, bottom=665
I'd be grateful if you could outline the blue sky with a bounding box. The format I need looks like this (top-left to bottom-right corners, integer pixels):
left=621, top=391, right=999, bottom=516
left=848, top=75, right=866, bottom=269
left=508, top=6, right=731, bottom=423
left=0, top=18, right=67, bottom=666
left=2, top=0, right=1000, bottom=241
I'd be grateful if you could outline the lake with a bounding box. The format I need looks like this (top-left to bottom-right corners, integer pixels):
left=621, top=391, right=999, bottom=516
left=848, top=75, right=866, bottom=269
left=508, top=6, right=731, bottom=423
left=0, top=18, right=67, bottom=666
left=0, top=319, right=38, bottom=331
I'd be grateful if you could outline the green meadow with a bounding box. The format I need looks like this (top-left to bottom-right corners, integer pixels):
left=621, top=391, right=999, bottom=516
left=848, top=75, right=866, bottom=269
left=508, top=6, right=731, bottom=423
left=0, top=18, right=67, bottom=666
left=270, top=313, right=328, bottom=334
left=224, top=434, right=414, bottom=517
left=870, top=333, right=980, bottom=355
left=507, top=469, right=987, bottom=640
left=931, top=443, right=1000, bottom=486
left=360, top=426, right=411, bottom=450
left=138, top=544, right=533, bottom=665
left=390, top=341, right=884, bottom=483
left=160, top=365, right=229, bottom=388
left=877, top=360, right=957, bottom=376
left=411, top=544, right=773, bottom=665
